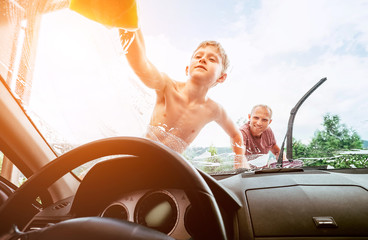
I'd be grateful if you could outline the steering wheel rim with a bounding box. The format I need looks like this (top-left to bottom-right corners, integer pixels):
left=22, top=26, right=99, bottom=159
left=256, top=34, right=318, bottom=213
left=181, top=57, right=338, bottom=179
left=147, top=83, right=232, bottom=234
left=0, top=137, right=227, bottom=239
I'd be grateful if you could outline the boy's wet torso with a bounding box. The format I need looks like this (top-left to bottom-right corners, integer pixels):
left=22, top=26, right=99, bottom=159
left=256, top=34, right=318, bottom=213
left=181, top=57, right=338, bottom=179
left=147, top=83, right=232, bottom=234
left=147, top=79, right=220, bottom=152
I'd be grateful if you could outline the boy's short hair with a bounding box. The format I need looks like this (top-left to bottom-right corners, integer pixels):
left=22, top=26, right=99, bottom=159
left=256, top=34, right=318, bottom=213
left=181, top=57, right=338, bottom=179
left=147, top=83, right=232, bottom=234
left=193, top=41, right=230, bottom=73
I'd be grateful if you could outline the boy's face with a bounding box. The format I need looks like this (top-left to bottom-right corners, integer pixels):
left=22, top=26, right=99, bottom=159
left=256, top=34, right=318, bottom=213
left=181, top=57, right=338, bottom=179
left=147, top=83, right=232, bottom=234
left=186, top=46, right=226, bottom=86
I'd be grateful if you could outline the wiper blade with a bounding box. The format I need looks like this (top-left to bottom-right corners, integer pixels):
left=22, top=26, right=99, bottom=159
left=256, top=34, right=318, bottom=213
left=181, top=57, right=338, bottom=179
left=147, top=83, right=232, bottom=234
left=255, top=168, right=304, bottom=174
left=302, top=165, right=328, bottom=170
left=210, top=168, right=254, bottom=175
left=277, top=77, right=327, bottom=167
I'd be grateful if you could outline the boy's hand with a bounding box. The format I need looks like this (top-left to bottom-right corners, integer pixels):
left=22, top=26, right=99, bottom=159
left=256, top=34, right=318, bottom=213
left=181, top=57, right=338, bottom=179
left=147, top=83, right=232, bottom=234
left=234, top=155, right=251, bottom=170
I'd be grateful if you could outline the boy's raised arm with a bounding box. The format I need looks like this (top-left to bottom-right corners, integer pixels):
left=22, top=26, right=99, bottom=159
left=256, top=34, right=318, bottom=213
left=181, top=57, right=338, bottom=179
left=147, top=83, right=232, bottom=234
left=119, top=29, right=168, bottom=91
left=215, top=106, right=250, bottom=169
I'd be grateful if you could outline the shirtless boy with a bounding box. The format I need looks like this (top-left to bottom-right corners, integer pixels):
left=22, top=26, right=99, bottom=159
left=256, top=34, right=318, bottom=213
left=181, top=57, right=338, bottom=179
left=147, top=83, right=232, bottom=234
left=120, top=29, right=249, bottom=168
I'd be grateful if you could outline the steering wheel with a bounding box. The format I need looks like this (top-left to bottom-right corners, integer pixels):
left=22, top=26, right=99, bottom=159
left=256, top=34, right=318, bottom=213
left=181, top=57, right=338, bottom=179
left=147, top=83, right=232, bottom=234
left=0, top=137, right=227, bottom=240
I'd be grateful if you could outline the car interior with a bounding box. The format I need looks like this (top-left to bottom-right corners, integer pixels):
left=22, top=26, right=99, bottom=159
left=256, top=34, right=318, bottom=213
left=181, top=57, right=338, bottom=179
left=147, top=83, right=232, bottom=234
left=1, top=0, right=368, bottom=240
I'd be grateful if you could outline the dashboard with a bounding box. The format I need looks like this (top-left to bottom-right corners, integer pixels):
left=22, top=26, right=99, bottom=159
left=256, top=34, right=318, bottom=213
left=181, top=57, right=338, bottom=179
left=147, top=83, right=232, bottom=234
left=100, top=189, right=190, bottom=239
left=218, top=168, right=368, bottom=239
left=24, top=156, right=368, bottom=240
left=28, top=188, right=191, bottom=240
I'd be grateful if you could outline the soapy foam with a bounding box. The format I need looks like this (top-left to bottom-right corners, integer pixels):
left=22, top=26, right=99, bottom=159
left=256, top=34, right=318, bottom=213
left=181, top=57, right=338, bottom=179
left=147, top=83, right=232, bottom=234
left=145, top=125, right=189, bottom=154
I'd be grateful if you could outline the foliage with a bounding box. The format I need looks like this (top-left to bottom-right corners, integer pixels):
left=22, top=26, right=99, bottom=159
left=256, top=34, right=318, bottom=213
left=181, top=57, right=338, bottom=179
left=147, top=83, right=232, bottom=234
left=187, top=145, right=235, bottom=174
left=208, top=144, right=218, bottom=156
left=293, top=113, right=363, bottom=159
left=185, top=113, right=366, bottom=172
left=309, top=114, right=362, bottom=156
left=183, top=146, right=232, bottom=160
left=200, top=155, right=229, bottom=173
left=291, top=113, right=366, bottom=169
left=302, top=154, right=368, bottom=169
left=292, top=139, right=310, bottom=157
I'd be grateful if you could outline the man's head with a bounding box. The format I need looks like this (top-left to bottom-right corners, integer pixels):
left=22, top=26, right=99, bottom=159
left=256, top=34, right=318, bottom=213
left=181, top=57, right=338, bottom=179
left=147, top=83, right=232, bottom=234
left=186, top=41, right=229, bottom=87
left=248, top=105, right=273, bottom=137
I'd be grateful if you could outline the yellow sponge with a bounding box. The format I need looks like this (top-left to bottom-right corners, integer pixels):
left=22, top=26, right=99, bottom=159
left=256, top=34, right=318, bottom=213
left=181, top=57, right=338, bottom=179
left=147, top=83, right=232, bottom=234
left=69, top=0, right=139, bottom=30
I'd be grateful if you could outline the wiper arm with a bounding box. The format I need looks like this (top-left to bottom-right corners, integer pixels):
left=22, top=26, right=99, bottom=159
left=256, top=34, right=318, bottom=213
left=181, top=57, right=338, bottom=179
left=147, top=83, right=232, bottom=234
left=277, top=77, right=327, bottom=167
left=255, top=167, right=304, bottom=174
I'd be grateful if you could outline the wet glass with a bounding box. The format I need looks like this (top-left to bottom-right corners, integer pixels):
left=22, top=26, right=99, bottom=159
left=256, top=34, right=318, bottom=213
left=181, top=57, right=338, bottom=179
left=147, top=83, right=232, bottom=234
left=1, top=0, right=367, bottom=177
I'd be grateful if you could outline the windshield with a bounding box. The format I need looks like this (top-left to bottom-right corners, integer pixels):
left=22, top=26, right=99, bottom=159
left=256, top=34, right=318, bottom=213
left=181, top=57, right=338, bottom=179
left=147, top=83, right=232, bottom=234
left=1, top=0, right=367, bottom=176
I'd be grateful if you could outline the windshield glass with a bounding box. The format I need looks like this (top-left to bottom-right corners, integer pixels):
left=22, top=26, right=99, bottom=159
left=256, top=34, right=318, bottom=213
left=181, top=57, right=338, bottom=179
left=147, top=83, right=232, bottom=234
left=1, top=0, right=367, bottom=176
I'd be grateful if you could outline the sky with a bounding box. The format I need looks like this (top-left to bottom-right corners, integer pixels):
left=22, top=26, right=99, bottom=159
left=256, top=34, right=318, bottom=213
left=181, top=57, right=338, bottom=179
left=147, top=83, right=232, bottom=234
left=20, top=0, right=368, bottom=148
left=136, top=0, right=368, bottom=147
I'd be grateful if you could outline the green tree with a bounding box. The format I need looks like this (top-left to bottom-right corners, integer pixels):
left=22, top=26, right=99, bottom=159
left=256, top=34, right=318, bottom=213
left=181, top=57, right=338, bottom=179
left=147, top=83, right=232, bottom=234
left=292, top=138, right=310, bottom=158
left=208, top=144, right=218, bottom=156
left=300, top=113, right=363, bottom=158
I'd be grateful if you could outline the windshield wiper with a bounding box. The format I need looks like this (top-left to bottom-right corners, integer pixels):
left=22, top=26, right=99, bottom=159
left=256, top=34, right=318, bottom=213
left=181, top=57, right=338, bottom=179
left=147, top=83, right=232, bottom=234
left=277, top=77, right=327, bottom=168
left=255, top=168, right=304, bottom=174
